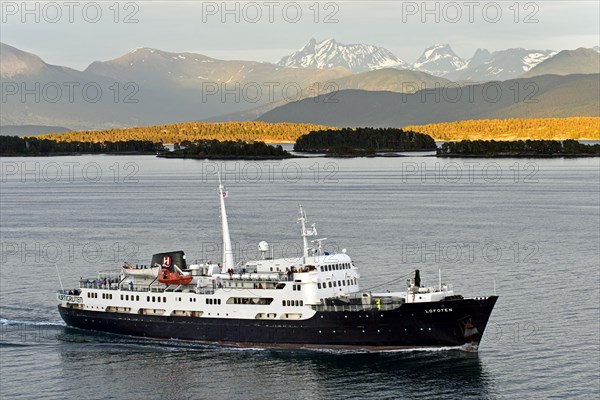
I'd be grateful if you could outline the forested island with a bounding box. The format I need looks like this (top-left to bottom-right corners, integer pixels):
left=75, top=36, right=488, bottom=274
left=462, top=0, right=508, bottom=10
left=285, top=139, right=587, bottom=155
left=34, top=118, right=598, bottom=145
left=37, top=121, right=331, bottom=144
left=158, top=140, right=293, bottom=159
left=438, top=139, right=600, bottom=157
left=405, top=117, right=600, bottom=141
left=294, top=127, right=436, bottom=156
left=0, top=136, right=164, bottom=156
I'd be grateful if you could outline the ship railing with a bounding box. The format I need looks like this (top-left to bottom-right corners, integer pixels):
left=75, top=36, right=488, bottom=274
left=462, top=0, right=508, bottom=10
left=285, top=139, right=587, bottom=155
left=311, top=302, right=403, bottom=312
left=79, top=280, right=118, bottom=290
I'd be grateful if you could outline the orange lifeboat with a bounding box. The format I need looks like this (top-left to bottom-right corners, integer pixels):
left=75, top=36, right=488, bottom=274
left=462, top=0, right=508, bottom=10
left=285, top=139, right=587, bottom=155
left=158, top=268, right=193, bottom=285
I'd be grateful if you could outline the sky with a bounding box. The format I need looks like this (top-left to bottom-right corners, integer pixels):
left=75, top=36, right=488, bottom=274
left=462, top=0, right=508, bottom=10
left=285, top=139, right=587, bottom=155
left=1, top=0, right=599, bottom=70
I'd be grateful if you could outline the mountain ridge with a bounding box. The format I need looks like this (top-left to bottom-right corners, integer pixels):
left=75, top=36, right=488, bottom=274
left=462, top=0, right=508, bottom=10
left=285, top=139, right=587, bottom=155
left=277, top=38, right=408, bottom=72
left=258, top=74, right=600, bottom=127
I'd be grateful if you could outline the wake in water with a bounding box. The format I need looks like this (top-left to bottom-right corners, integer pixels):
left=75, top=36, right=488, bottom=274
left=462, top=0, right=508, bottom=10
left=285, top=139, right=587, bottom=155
left=0, top=317, right=66, bottom=347
left=0, top=317, right=66, bottom=327
left=295, top=344, right=478, bottom=355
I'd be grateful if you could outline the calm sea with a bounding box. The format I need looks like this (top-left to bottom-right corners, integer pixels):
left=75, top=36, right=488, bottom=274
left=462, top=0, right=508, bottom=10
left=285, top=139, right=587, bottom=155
left=1, top=155, right=599, bottom=399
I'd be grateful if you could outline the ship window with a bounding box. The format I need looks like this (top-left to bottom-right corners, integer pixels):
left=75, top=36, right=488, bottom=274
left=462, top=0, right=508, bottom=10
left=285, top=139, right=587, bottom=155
left=317, top=283, right=321, bottom=289
left=286, top=300, right=290, bottom=306
left=328, top=282, right=332, bottom=288
left=282, top=300, right=285, bottom=306
left=147, top=296, right=150, bottom=302
left=136, top=296, right=139, bottom=301
left=333, top=282, right=337, bottom=287
left=152, top=296, right=155, bottom=302
left=157, top=297, right=161, bottom=303
left=320, top=266, right=323, bottom=272
left=300, top=300, right=303, bottom=306
left=163, top=297, right=166, bottom=302
left=338, top=281, right=341, bottom=286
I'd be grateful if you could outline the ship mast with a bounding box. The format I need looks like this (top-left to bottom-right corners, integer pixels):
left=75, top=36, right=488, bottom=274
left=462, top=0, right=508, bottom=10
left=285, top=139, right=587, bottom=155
left=219, top=178, right=234, bottom=272
left=298, top=205, right=317, bottom=260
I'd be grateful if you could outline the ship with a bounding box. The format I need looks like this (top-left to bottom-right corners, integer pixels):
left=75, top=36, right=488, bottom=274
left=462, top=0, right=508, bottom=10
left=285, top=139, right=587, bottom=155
left=57, top=181, right=498, bottom=351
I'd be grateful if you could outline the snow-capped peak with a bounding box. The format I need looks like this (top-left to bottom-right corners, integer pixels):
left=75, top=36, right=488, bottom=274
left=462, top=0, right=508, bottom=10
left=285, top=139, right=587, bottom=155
left=412, top=44, right=467, bottom=76
left=277, top=38, right=408, bottom=72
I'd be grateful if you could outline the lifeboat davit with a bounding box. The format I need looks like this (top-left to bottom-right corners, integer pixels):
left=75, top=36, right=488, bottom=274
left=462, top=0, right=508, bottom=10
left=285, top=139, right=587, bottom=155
left=158, top=268, right=193, bottom=285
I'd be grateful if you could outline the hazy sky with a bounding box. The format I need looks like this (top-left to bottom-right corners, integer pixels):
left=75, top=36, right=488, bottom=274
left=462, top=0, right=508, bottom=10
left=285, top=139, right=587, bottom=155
left=2, top=1, right=599, bottom=70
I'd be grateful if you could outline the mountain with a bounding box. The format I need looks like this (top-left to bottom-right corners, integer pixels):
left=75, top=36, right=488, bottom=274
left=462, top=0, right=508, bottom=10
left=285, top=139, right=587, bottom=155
left=325, top=68, right=450, bottom=92
left=0, top=43, right=150, bottom=130
left=85, top=47, right=350, bottom=121
left=277, top=38, right=408, bottom=73
left=258, top=74, right=600, bottom=127
left=464, top=48, right=492, bottom=71
left=0, top=125, right=70, bottom=136
left=1, top=43, right=349, bottom=130
left=412, top=44, right=467, bottom=77
left=208, top=68, right=450, bottom=121
left=523, top=48, right=600, bottom=77
left=1, top=42, right=48, bottom=77
left=448, top=48, right=557, bottom=81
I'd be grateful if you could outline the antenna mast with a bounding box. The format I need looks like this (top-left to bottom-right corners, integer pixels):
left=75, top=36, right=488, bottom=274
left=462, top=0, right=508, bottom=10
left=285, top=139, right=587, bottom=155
left=298, top=205, right=317, bottom=260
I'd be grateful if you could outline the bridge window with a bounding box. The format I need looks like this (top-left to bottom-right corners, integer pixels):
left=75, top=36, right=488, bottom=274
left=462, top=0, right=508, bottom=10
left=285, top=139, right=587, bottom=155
left=318, top=283, right=321, bottom=289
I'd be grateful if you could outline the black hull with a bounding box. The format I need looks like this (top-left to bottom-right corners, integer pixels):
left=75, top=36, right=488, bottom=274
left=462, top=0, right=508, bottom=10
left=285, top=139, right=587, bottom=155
left=59, top=297, right=498, bottom=350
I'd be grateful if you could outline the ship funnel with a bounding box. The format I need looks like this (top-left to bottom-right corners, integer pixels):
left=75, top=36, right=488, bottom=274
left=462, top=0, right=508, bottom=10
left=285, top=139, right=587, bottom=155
left=414, top=270, right=421, bottom=287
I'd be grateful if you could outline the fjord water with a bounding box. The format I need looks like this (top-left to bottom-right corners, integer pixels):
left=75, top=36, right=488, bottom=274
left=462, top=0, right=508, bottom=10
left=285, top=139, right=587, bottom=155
left=1, top=155, right=598, bottom=399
